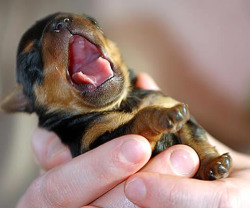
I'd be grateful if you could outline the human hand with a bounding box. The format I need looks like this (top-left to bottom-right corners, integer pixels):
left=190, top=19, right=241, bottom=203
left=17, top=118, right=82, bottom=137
left=124, top=135, right=250, bottom=208
left=17, top=132, right=152, bottom=208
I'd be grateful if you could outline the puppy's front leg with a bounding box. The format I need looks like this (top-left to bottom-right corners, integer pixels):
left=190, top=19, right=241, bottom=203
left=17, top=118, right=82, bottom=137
left=129, top=103, right=189, bottom=149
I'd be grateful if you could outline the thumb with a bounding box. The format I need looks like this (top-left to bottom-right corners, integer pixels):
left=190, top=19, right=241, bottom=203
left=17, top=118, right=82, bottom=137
left=143, top=144, right=200, bottom=177
left=125, top=173, right=223, bottom=208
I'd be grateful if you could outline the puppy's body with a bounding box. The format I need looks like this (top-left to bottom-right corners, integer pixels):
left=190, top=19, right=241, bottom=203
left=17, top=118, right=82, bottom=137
left=1, top=13, right=232, bottom=180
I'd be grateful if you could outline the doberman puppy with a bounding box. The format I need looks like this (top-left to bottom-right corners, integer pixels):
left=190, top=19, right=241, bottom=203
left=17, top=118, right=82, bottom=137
left=0, top=12, right=232, bottom=180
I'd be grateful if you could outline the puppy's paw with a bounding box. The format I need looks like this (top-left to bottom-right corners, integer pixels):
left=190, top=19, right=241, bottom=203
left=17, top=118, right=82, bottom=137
left=198, top=153, right=232, bottom=180
left=157, top=103, right=190, bottom=133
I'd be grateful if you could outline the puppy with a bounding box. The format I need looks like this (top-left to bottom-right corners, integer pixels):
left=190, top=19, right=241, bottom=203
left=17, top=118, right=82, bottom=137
left=0, top=12, right=232, bottom=180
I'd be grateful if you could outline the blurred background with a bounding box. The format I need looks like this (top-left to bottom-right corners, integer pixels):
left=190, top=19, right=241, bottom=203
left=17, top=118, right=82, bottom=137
left=0, top=0, right=249, bottom=207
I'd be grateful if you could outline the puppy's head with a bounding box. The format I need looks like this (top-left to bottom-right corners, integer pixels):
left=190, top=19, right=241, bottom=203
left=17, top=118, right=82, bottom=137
left=1, top=12, right=130, bottom=114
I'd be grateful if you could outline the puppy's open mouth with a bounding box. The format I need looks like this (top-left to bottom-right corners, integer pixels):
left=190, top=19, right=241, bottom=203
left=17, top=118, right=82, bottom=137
left=68, top=35, right=113, bottom=88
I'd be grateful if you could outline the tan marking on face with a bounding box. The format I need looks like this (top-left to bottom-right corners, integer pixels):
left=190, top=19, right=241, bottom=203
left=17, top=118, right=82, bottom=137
left=34, top=65, right=87, bottom=114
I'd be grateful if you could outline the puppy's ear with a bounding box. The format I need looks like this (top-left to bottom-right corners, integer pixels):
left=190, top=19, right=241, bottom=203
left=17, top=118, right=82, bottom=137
left=0, top=84, right=33, bottom=113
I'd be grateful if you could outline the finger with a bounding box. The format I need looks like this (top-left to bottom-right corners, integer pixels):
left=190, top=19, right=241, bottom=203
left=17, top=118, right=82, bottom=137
left=18, top=135, right=151, bottom=208
left=91, top=145, right=199, bottom=207
left=143, top=144, right=199, bottom=177
left=125, top=173, right=225, bottom=208
left=136, top=73, right=160, bottom=90
left=31, top=128, right=72, bottom=171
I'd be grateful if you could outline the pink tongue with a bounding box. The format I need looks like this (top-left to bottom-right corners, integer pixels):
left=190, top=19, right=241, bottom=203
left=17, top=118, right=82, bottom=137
left=72, top=58, right=112, bottom=86
left=69, top=35, right=113, bottom=87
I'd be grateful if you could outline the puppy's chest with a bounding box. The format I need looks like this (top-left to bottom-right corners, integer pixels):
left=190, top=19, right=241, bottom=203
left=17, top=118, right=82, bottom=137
left=71, top=89, right=161, bottom=138
left=39, top=89, right=164, bottom=152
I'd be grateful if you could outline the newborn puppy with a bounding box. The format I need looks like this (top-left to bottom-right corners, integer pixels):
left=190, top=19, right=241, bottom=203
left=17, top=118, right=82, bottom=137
left=0, top=12, right=232, bottom=180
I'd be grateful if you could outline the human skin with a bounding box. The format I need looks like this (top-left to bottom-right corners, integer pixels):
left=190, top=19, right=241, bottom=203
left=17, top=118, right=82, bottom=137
left=124, top=135, right=250, bottom=208
left=16, top=74, right=250, bottom=208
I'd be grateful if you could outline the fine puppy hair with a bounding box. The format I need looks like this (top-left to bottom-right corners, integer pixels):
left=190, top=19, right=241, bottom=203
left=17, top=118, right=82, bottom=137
left=0, top=12, right=232, bottom=180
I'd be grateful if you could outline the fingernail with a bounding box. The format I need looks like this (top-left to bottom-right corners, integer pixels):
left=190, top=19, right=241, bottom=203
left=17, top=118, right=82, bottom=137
left=119, top=138, right=149, bottom=164
left=125, top=177, right=146, bottom=202
left=170, top=149, right=196, bottom=176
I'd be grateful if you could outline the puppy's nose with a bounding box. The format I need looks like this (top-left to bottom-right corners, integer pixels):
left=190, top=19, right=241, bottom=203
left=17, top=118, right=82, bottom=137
left=53, top=18, right=71, bottom=32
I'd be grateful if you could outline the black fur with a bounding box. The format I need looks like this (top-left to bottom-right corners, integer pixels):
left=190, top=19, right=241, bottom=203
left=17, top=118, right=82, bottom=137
left=39, top=110, right=103, bottom=157
left=152, top=133, right=181, bottom=156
